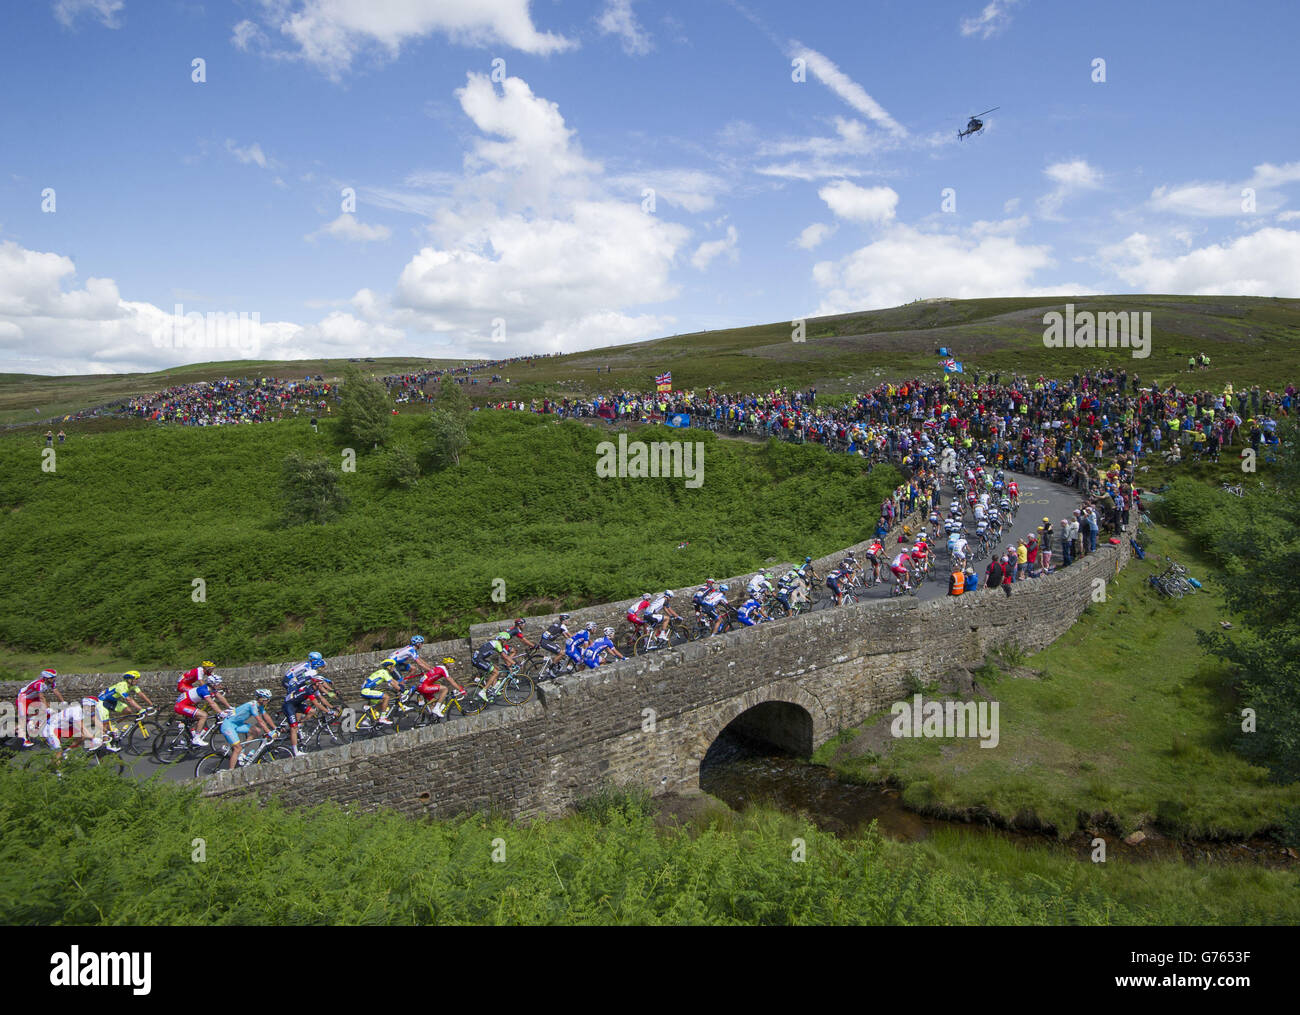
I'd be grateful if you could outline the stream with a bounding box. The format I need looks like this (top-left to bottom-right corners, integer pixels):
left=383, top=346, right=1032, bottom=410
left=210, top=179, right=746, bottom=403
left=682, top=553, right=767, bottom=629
left=698, top=727, right=1298, bottom=868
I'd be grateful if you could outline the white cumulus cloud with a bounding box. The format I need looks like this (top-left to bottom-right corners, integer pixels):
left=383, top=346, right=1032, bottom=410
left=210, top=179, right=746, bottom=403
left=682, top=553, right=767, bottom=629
left=819, top=181, right=899, bottom=224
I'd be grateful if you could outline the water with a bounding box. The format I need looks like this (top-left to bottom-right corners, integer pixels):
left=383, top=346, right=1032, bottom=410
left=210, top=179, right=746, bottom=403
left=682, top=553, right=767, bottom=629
left=698, top=729, right=1298, bottom=868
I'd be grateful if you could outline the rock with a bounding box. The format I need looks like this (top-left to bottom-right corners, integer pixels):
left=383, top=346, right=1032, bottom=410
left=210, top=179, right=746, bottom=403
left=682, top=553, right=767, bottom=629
left=1124, top=830, right=1146, bottom=846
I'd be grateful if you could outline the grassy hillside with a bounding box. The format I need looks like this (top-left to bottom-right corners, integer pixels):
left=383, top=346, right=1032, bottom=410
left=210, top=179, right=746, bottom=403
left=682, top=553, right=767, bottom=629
left=0, top=412, right=898, bottom=675
left=494, top=294, right=1300, bottom=400
left=4, top=296, right=1297, bottom=427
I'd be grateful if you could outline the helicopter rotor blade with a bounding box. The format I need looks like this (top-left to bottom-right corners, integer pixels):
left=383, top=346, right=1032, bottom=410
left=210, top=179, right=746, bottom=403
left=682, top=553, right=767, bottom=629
left=971, top=106, right=1000, bottom=118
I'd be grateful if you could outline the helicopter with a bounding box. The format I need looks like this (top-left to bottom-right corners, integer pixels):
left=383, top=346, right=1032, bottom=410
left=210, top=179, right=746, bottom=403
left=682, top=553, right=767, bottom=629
left=957, top=107, right=999, bottom=141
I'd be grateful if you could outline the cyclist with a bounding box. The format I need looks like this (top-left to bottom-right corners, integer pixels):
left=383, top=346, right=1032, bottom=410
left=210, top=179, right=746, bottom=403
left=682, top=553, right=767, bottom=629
left=864, top=539, right=884, bottom=584
left=177, top=661, right=216, bottom=694
left=825, top=566, right=847, bottom=606
left=566, top=623, right=595, bottom=669
left=417, top=658, right=467, bottom=719
left=644, top=591, right=681, bottom=644
left=17, top=669, right=64, bottom=748
left=506, top=618, right=535, bottom=651
left=888, top=549, right=915, bottom=593
left=220, top=690, right=278, bottom=769
left=360, top=659, right=404, bottom=726
left=472, top=630, right=519, bottom=703
left=736, top=595, right=769, bottom=625
left=174, top=675, right=231, bottom=747
left=702, top=583, right=731, bottom=635
left=746, top=571, right=774, bottom=602
left=282, top=651, right=326, bottom=693
left=283, top=666, right=333, bottom=756
left=627, top=593, right=653, bottom=640
left=1007, top=478, right=1020, bottom=510
left=582, top=627, right=625, bottom=669
left=538, top=614, right=573, bottom=672
left=775, top=570, right=806, bottom=613
left=911, top=532, right=931, bottom=579
left=390, top=636, right=439, bottom=687
left=99, top=671, right=153, bottom=717
left=41, top=696, right=114, bottom=760
left=948, top=527, right=969, bottom=567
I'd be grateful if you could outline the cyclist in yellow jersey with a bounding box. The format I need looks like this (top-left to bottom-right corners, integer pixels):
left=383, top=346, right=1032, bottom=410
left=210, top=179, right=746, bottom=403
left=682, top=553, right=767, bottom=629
left=360, top=659, right=403, bottom=726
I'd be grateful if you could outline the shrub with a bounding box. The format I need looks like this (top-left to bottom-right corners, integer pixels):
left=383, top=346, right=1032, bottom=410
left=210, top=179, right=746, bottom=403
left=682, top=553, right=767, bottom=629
left=281, top=451, right=348, bottom=525
left=423, top=409, right=469, bottom=469
left=380, top=445, right=421, bottom=490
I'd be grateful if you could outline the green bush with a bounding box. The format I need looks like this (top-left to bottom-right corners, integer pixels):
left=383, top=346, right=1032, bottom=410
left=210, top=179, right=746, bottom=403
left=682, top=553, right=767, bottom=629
left=423, top=409, right=469, bottom=470
left=280, top=451, right=349, bottom=526
left=380, top=445, right=421, bottom=489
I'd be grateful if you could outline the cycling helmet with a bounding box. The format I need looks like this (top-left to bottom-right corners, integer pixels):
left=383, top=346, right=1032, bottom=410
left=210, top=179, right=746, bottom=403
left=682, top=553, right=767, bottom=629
left=514, top=618, right=526, bottom=627
left=255, top=688, right=272, bottom=700
left=409, top=635, right=425, bottom=647
left=442, top=657, right=456, bottom=666
left=308, top=651, right=324, bottom=667
left=585, top=622, right=596, bottom=632
left=41, top=668, right=57, bottom=682
left=208, top=675, right=223, bottom=686
left=640, top=594, right=651, bottom=602
left=664, top=590, right=674, bottom=599
left=381, top=658, right=398, bottom=669
left=559, top=613, right=571, bottom=621
left=201, top=661, right=215, bottom=670
left=720, top=584, right=730, bottom=592
left=603, top=627, right=615, bottom=637
left=804, top=556, right=812, bottom=563
left=122, top=670, right=141, bottom=680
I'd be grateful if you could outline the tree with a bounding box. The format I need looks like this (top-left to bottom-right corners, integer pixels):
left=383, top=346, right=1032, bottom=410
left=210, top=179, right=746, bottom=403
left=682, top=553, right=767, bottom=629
left=281, top=451, right=348, bottom=525
left=338, top=366, right=392, bottom=450
left=424, top=409, right=469, bottom=470
left=435, top=377, right=471, bottom=420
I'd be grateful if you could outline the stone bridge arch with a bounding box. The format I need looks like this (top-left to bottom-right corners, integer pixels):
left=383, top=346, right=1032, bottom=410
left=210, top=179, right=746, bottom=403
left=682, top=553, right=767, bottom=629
left=680, top=681, right=831, bottom=792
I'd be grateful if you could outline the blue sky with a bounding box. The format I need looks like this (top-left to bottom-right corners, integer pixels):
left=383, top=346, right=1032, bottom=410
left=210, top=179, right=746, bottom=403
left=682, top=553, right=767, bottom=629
left=2, top=0, right=1298, bottom=373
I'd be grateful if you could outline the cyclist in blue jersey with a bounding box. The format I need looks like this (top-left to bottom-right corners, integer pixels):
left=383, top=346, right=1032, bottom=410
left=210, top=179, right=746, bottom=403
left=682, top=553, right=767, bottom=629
left=220, top=690, right=278, bottom=769
left=736, top=596, right=769, bottom=626
left=282, top=651, right=326, bottom=693
left=566, top=623, right=595, bottom=668
left=582, top=627, right=625, bottom=669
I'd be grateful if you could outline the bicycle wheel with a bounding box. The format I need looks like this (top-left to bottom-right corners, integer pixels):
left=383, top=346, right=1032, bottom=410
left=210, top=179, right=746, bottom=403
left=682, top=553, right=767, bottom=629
left=194, top=752, right=226, bottom=778
left=500, top=672, right=535, bottom=706
left=152, top=728, right=191, bottom=765
left=125, top=719, right=162, bottom=755
left=255, top=745, right=294, bottom=765
left=458, top=686, right=488, bottom=716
